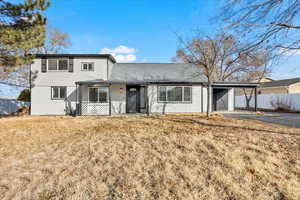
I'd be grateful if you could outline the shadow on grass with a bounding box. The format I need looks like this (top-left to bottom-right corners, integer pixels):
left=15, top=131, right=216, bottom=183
left=143, top=115, right=300, bottom=137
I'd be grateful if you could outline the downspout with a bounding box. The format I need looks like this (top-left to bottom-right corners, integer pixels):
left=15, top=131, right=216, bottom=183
left=107, top=59, right=109, bottom=80
left=75, top=83, right=78, bottom=116
left=109, top=83, right=112, bottom=116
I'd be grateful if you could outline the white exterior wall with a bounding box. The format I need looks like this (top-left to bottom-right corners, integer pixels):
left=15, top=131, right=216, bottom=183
left=31, top=86, right=76, bottom=115
left=148, top=85, right=203, bottom=113
left=110, top=84, right=126, bottom=114
left=31, top=57, right=109, bottom=115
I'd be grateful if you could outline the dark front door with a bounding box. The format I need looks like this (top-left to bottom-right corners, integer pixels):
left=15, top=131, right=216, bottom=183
left=213, top=88, right=229, bottom=111
left=126, top=86, right=140, bottom=113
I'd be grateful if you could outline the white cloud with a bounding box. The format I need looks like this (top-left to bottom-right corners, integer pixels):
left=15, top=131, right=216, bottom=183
left=279, top=48, right=300, bottom=56
left=114, top=54, right=137, bottom=62
left=100, top=45, right=137, bottom=62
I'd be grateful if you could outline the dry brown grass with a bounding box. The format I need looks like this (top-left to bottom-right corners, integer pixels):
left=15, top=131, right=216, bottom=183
left=0, top=114, right=299, bottom=200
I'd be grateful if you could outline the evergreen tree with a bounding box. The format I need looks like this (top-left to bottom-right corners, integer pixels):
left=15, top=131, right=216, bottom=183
left=0, top=0, right=50, bottom=67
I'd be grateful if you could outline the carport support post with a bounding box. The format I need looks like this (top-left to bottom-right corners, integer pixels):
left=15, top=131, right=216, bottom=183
left=254, top=86, right=258, bottom=112
left=146, top=84, right=150, bottom=116
left=109, top=84, right=112, bottom=116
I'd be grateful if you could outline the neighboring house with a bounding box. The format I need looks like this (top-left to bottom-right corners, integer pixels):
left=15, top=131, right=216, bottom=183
left=259, top=78, right=300, bottom=94
left=30, top=54, right=258, bottom=115
left=259, top=77, right=274, bottom=83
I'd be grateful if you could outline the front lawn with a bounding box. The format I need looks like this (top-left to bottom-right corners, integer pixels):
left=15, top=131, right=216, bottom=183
left=0, top=114, right=299, bottom=200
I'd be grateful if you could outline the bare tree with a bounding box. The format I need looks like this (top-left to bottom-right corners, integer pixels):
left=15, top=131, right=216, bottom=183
left=175, top=32, right=267, bottom=117
left=38, top=25, right=71, bottom=54
left=233, top=58, right=271, bottom=109
left=221, top=0, right=300, bottom=54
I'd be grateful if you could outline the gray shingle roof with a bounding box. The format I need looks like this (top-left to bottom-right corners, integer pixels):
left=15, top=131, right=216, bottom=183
left=109, top=63, right=207, bottom=82
left=261, top=78, right=300, bottom=88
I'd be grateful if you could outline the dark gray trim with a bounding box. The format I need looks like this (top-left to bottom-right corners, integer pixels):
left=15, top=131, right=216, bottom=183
left=69, top=57, right=74, bottom=72
left=75, top=80, right=204, bottom=85
left=212, top=82, right=259, bottom=88
left=35, top=54, right=116, bottom=63
left=75, top=80, right=259, bottom=88
left=41, top=58, right=47, bottom=72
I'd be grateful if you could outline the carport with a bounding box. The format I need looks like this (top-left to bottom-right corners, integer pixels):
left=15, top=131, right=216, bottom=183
left=212, top=82, right=260, bottom=112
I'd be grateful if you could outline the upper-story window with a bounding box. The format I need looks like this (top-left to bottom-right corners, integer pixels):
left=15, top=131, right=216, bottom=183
left=81, top=62, right=94, bottom=71
left=48, top=58, right=69, bottom=71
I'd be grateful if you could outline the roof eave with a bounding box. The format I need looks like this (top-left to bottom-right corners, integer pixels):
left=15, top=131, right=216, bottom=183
left=34, top=54, right=116, bottom=63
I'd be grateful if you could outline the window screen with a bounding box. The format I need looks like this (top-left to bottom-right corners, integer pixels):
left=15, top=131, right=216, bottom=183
left=89, top=87, right=108, bottom=103
left=167, top=87, right=182, bottom=102
left=158, top=86, right=166, bottom=101
left=51, top=86, right=67, bottom=99
left=48, top=59, right=57, bottom=70
left=158, top=86, right=192, bottom=103
left=99, top=88, right=108, bottom=103
left=184, top=87, right=192, bottom=101
left=89, top=88, right=98, bottom=103
left=58, top=59, right=68, bottom=70
left=52, top=87, right=59, bottom=98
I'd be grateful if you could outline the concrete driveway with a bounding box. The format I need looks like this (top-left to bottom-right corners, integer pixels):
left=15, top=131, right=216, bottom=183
left=223, top=111, right=300, bottom=128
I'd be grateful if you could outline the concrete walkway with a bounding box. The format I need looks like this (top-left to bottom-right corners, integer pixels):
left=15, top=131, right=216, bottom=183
left=223, top=111, right=300, bottom=129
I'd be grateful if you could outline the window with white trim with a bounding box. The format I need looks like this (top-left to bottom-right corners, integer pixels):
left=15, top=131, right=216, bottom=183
left=88, top=87, right=108, bottom=103
left=48, top=58, right=69, bottom=71
left=158, top=86, right=192, bottom=102
left=81, top=62, right=94, bottom=71
left=51, top=86, right=67, bottom=99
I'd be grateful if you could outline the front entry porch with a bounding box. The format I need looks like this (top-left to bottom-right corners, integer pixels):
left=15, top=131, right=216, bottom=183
left=75, top=80, right=149, bottom=116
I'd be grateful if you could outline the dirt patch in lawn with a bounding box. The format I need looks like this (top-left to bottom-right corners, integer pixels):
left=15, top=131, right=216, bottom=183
left=0, top=114, right=299, bottom=200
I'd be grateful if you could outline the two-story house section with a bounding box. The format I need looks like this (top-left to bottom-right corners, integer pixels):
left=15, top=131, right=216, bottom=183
left=30, top=54, right=259, bottom=115
left=31, top=54, right=115, bottom=115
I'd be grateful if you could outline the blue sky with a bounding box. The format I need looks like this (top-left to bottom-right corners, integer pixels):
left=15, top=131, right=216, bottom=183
left=1, top=0, right=300, bottom=98
left=47, top=0, right=220, bottom=62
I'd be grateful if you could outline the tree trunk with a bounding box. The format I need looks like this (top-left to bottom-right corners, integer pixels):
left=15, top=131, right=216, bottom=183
left=207, top=82, right=212, bottom=118
left=243, top=88, right=254, bottom=110
left=245, top=98, right=250, bottom=110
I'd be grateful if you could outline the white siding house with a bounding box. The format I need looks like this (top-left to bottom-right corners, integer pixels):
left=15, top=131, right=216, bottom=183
left=30, top=54, right=257, bottom=116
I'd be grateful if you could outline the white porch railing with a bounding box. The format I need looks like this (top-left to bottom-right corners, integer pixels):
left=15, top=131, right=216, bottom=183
left=79, top=101, right=110, bottom=116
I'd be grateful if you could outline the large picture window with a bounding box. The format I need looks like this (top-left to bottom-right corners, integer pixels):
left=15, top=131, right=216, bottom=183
left=51, top=86, right=67, bottom=99
left=88, top=87, right=108, bottom=103
left=48, top=58, right=69, bottom=71
left=158, top=86, right=192, bottom=103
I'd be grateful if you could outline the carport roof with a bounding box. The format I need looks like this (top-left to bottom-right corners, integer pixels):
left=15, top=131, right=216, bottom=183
left=261, top=77, right=300, bottom=88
